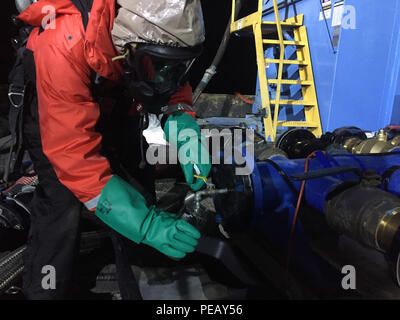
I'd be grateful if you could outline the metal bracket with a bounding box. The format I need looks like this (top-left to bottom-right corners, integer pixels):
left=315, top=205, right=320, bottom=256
left=8, top=85, right=25, bottom=108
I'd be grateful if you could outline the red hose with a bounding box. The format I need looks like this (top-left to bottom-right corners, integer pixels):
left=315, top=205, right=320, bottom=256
left=234, top=92, right=255, bottom=104
left=285, top=151, right=327, bottom=289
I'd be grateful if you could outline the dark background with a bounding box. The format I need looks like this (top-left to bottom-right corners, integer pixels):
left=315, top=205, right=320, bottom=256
left=0, top=0, right=258, bottom=95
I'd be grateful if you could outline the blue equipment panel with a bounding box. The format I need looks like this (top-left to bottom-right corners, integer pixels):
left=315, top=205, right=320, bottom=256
left=253, top=0, right=400, bottom=133
left=248, top=151, right=400, bottom=292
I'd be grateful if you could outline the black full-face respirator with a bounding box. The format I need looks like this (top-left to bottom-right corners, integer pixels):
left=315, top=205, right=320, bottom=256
left=122, top=43, right=202, bottom=115
left=118, top=43, right=202, bottom=170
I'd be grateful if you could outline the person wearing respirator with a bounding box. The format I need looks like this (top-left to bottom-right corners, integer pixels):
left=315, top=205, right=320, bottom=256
left=16, top=0, right=210, bottom=299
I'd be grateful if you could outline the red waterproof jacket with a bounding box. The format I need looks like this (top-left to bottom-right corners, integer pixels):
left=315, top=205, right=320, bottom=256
left=17, top=0, right=194, bottom=210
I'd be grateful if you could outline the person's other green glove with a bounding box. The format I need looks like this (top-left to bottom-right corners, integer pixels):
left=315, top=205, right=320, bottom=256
left=95, top=175, right=201, bottom=259
left=164, top=112, right=211, bottom=191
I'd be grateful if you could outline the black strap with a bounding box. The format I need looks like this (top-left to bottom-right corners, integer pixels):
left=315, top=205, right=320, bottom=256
left=4, top=44, right=29, bottom=183
left=70, top=0, right=93, bottom=31
left=138, top=112, right=149, bottom=170
left=3, top=1, right=93, bottom=184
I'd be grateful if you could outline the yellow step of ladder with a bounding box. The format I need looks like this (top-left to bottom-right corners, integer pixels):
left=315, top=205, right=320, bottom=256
left=231, top=0, right=322, bottom=142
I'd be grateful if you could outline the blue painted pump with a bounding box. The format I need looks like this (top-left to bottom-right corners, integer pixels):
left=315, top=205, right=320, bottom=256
left=247, top=151, right=400, bottom=291
left=252, top=151, right=400, bottom=214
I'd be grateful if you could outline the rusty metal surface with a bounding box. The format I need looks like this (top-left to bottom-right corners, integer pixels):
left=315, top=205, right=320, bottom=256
left=193, top=93, right=254, bottom=118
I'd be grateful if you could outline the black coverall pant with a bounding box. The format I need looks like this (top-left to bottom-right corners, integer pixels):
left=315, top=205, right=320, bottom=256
left=21, top=60, right=154, bottom=299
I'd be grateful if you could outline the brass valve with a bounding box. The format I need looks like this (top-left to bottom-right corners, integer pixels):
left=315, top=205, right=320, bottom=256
left=343, top=130, right=400, bottom=154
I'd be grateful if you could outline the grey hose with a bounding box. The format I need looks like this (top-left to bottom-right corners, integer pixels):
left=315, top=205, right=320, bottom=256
left=0, top=245, right=26, bottom=294
left=192, top=0, right=243, bottom=105
left=0, top=229, right=110, bottom=295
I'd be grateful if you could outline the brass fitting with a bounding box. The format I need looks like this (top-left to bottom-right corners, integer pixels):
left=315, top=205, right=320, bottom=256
left=376, top=208, right=400, bottom=252
left=343, top=130, right=400, bottom=154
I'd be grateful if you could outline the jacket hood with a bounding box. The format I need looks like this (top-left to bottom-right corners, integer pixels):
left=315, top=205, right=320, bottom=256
left=18, top=0, right=123, bottom=80
left=17, top=0, right=79, bottom=27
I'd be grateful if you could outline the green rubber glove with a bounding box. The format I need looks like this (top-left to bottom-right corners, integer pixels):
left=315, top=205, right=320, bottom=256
left=95, top=175, right=201, bottom=259
left=164, top=112, right=211, bottom=191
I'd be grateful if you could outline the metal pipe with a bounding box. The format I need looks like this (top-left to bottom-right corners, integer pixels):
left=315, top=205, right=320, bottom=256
left=325, top=186, right=400, bottom=253
left=257, top=152, right=400, bottom=213
left=249, top=152, right=400, bottom=285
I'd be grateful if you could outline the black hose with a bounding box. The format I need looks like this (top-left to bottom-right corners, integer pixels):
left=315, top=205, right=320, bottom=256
left=192, top=0, right=243, bottom=105
left=0, top=246, right=26, bottom=294
left=192, top=0, right=304, bottom=104
left=263, top=159, right=299, bottom=196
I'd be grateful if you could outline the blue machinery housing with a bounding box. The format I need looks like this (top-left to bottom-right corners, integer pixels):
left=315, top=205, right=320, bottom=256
left=253, top=152, right=400, bottom=213
left=241, top=150, right=400, bottom=292
left=204, top=0, right=400, bottom=295
left=254, top=0, right=400, bottom=132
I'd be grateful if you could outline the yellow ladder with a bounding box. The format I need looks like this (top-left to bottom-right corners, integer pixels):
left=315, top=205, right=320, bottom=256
left=231, top=0, right=322, bottom=142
